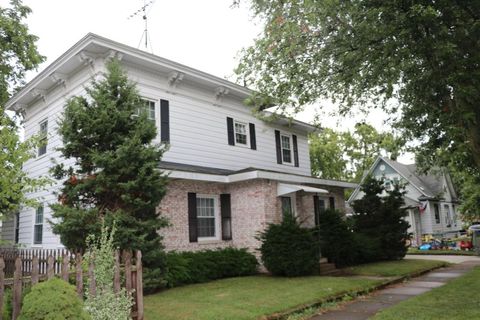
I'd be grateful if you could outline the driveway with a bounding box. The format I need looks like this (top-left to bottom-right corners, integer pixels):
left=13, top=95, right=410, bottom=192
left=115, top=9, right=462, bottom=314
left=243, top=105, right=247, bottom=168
left=405, top=254, right=480, bottom=264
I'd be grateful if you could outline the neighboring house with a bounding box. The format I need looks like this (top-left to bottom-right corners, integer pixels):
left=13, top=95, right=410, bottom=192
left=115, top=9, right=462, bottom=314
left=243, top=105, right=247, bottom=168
left=349, top=157, right=462, bottom=246
left=3, top=33, right=356, bottom=253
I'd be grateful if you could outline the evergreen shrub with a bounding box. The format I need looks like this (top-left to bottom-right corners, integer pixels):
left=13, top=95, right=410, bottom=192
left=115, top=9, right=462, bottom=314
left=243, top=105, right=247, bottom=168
left=19, top=278, right=89, bottom=320
left=164, top=247, right=258, bottom=287
left=258, top=214, right=320, bottom=276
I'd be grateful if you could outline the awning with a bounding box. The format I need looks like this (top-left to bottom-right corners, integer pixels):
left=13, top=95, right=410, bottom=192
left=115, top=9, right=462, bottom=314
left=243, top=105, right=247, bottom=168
left=277, top=183, right=329, bottom=197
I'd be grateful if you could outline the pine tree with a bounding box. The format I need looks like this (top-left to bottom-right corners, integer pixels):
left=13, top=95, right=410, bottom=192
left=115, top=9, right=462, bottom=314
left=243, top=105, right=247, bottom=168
left=50, top=59, right=168, bottom=291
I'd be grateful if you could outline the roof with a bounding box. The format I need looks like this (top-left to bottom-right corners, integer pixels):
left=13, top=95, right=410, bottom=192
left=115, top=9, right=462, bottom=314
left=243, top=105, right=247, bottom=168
left=349, top=156, right=458, bottom=202
left=159, top=161, right=357, bottom=189
left=6, top=33, right=316, bottom=133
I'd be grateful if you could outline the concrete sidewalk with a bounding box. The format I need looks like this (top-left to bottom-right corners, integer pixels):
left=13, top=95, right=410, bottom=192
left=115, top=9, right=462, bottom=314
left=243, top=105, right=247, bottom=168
left=309, top=260, right=480, bottom=320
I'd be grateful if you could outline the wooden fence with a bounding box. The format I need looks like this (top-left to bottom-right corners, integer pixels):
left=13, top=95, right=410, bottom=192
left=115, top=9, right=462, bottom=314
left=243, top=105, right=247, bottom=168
left=0, top=248, right=143, bottom=320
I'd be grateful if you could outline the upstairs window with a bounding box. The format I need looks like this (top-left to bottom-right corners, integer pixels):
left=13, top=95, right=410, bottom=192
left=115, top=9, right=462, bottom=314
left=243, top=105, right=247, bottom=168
left=38, top=119, right=48, bottom=156
left=34, top=206, right=44, bottom=245
left=234, top=121, right=248, bottom=145
left=135, top=99, right=156, bottom=123
left=281, top=134, right=292, bottom=163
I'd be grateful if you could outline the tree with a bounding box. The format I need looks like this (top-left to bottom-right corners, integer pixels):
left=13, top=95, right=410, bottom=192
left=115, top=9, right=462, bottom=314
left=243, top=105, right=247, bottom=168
left=237, top=1, right=480, bottom=175
left=0, top=0, right=45, bottom=105
left=310, top=123, right=404, bottom=182
left=0, top=0, right=46, bottom=218
left=351, top=176, right=410, bottom=260
left=50, top=59, right=169, bottom=291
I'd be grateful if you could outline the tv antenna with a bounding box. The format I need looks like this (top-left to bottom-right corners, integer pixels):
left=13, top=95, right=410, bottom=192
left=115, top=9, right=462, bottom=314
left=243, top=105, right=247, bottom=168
left=128, top=0, right=156, bottom=53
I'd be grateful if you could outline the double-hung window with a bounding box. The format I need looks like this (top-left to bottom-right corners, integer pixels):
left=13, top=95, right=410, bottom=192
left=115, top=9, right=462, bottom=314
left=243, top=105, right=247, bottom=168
left=135, top=99, right=156, bottom=124
left=196, top=196, right=218, bottom=240
left=281, top=195, right=296, bottom=217
left=34, top=206, right=44, bottom=245
left=234, top=121, right=248, bottom=146
left=434, top=203, right=440, bottom=224
left=280, top=134, right=292, bottom=163
left=38, top=119, right=48, bottom=156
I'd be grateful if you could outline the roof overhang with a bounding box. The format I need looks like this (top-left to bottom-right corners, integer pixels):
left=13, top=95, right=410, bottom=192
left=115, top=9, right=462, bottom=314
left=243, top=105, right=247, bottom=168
left=277, top=183, right=328, bottom=196
left=165, top=168, right=357, bottom=189
left=6, top=33, right=316, bottom=133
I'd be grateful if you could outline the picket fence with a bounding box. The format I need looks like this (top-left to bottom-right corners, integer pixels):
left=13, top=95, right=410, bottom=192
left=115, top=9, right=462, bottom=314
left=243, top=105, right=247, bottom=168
left=0, top=248, right=143, bottom=320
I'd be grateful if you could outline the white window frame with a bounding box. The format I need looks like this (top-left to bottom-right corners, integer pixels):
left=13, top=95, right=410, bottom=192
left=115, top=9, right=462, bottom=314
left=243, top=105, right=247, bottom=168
left=33, top=206, right=44, bottom=245
left=196, top=194, right=220, bottom=241
left=280, top=194, right=297, bottom=217
left=280, top=133, right=293, bottom=165
left=444, top=204, right=451, bottom=227
left=134, top=98, right=159, bottom=138
left=37, top=119, right=48, bottom=157
left=233, top=120, right=250, bottom=148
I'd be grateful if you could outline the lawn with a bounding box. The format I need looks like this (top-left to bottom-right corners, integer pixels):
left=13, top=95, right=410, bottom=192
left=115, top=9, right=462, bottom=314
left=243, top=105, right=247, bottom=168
left=144, top=275, right=382, bottom=320
left=345, top=259, right=448, bottom=277
left=407, top=248, right=478, bottom=256
left=372, top=267, right=480, bottom=320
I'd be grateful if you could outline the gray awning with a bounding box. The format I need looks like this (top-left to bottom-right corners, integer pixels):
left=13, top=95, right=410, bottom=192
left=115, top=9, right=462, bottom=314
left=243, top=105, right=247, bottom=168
left=277, top=183, right=328, bottom=197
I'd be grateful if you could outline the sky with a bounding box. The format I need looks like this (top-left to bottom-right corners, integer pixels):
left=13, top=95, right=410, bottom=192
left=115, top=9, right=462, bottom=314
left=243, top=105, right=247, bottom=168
left=9, top=0, right=412, bottom=162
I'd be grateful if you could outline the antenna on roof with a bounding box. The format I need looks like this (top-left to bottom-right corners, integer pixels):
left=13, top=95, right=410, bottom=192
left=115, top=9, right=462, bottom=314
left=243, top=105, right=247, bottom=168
left=128, top=0, right=156, bottom=53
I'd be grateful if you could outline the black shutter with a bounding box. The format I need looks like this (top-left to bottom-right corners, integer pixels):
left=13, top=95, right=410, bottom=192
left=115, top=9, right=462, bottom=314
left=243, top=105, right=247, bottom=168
left=314, top=195, right=320, bottom=227
left=249, top=123, right=256, bottom=150
left=227, top=117, right=235, bottom=146
left=188, top=193, right=198, bottom=242
left=329, top=196, right=335, bottom=210
left=160, top=99, right=170, bottom=142
left=292, top=134, right=299, bottom=167
left=275, top=130, right=282, bottom=164
left=220, top=194, right=232, bottom=240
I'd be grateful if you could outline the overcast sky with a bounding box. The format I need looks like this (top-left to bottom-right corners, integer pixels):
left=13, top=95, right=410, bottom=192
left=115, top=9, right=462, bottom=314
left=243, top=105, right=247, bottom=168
left=8, top=0, right=412, bottom=162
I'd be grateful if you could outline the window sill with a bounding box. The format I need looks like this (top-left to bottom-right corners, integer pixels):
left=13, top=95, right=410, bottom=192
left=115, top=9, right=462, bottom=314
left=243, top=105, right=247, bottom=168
left=35, top=154, right=48, bottom=161
left=197, top=239, right=229, bottom=245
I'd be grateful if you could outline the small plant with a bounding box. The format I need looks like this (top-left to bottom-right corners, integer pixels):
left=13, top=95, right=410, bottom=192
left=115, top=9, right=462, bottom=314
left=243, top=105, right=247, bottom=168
left=19, top=278, right=89, bottom=320
left=84, top=223, right=133, bottom=320
left=258, top=214, right=320, bottom=276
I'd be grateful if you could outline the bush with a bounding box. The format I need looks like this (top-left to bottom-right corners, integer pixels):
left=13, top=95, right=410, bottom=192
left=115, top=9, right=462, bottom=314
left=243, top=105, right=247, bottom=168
left=164, top=247, right=258, bottom=287
left=258, top=214, right=320, bottom=276
left=19, top=278, right=89, bottom=320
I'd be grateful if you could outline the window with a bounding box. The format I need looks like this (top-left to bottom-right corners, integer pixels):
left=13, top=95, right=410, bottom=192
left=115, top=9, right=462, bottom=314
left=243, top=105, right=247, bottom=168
left=452, top=205, right=457, bottom=225
left=196, top=196, right=218, bottom=239
left=281, top=134, right=292, bottom=163
left=34, top=206, right=44, bottom=244
left=234, top=121, right=248, bottom=145
left=444, top=204, right=451, bottom=227
left=38, top=119, right=48, bottom=156
left=135, top=99, right=156, bottom=123
left=281, top=197, right=293, bottom=217
left=434, top=203, right=440, bottom=224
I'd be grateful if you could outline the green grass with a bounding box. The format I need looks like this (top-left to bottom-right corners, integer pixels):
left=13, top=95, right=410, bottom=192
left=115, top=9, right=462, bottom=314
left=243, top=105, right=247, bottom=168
left=373, top=267, right=480, bottom=320
left=407, top=248, right=478, bottom=256
left=346, top=259, right=448, bottom=277
left=144, top=275, right=382, bottom=320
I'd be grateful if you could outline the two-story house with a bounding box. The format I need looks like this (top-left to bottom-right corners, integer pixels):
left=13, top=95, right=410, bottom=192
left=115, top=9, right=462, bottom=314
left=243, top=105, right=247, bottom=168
left=349, top=157, right=462, bottom=246
left=3, top=33, right=356, bottom=253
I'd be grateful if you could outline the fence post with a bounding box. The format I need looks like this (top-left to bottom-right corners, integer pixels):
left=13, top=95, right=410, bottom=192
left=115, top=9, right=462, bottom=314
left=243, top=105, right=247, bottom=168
left=62, top=254, right=69, bottom=281
left=114, top=250, right=120, bottom=294
left=75, top=253, right=83, bottom=299
left=47, top=255, right=54, bottom=279
left=124, top=250, right=132, bottom=294
left=136, top=251, right=144, bottom=320
left=12, top=257, right=22, bottom=320
left=31, top=255, right=39, bottom=285
left=0, top=257, right=4, bottom=318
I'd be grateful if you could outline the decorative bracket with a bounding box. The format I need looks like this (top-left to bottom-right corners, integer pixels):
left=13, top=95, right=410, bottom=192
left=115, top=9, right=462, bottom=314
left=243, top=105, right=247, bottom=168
left=78, top=51, right=95, bottom=69
left=214, top=86, right=229, bottom=101
left=168, top=71, right=184, bottom=89
left=50, top=72, right=68, bottom=89
left=30, top=89, right=47, bottom=102
left=105, top=50, right=124, bottom=62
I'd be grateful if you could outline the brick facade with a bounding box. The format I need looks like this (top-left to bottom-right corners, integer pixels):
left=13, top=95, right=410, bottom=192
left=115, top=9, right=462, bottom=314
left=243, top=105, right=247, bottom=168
left=158, top=178, right=346, bottom=254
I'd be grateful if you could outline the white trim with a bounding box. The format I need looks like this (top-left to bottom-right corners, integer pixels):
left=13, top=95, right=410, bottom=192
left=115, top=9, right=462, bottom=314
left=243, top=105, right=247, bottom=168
left=233, top=120, right=249, bottom=148
left=32, top=205, right=44, bottom=245
left=280, top=194, right=297, bottom=216
left=277, top=183, right=328, bottom=196
left=195, top=194, right=220, bottom=241
left=280, top=133, right=293, bottom=166
left=166, top=169, right=357, bottom=188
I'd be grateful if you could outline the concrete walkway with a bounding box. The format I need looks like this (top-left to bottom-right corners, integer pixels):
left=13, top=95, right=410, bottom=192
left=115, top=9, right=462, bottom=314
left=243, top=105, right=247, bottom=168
left=309, top=260, right=480, bottom=320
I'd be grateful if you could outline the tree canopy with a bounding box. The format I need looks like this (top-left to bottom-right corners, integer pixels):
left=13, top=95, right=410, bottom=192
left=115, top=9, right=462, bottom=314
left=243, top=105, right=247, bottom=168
left=237, top=1, right=479, bottom=164
left=310, top=123, right=404, bottom=182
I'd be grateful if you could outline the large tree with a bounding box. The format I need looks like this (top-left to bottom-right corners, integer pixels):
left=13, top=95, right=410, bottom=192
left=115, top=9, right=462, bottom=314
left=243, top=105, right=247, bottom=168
left=50, top=60, right=168, bottom=291
left=237, top=1, right=480, bottom=169
left=0, top=0, right=46, bottom=218
left=310, top=123, right=404, bottom=182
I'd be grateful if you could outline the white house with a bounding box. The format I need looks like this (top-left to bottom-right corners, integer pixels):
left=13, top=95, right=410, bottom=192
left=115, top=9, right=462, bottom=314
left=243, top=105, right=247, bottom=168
left=3, top=33, right=356, bottom=252
left=349, top=157, right=462, bottom=246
